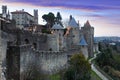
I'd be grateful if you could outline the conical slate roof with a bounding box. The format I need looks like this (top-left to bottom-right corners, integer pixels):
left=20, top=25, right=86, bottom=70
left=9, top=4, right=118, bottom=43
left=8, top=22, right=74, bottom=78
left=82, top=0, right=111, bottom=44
left=68, top=16, right=79, bottom=28
left=52, top=23, right=64, bottom=29
left=79, top=36, right=87, bottom=46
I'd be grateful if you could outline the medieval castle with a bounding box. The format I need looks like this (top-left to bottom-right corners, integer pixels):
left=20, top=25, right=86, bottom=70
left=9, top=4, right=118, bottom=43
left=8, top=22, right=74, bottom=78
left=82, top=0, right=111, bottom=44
left=0, top=5, right=99, bottom=80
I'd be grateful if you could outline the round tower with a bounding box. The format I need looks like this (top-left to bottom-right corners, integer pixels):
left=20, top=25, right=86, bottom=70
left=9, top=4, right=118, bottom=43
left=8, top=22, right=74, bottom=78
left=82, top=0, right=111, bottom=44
left=67, top=15, right=80, bottom=45
left=79, top=36, right=88, bottom=59
left=51, top=23, right=65, bottom=51
left=81, top=20, right=94, bottom=58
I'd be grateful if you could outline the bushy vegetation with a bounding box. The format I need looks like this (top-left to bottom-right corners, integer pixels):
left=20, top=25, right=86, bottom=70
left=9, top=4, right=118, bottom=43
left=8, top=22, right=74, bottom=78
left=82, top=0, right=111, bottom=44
left=42, top=12, right=63, bottom=29
left=95, top=48, right=113, bottom=67
left=49, top=74, right=61, bottom=80
left=63, top=53, right=91, bottom=80
left=95, top=42, right=120, bottom=79
left=42, top=12, right=55, bottom=28
left=42, top=29, right=51, bottom=34
left=90, top=70, right=102, bottom=80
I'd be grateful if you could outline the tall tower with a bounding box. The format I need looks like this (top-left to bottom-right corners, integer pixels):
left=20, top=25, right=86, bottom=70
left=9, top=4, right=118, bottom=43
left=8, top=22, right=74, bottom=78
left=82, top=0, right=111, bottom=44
left=81, top=20, right=94, bottom=58
left=68, top=15, right=80, bottom=45
left=2, top=5, right=7, bottom=18
left=51, top=23, right=64, bottom=51
left=34, top=9, right=38, bottom=24
left=79, top=36, right=88, bottom=59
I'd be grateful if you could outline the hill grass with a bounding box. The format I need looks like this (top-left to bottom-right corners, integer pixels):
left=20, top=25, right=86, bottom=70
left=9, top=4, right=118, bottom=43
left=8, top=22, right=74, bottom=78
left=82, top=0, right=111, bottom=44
left=91, top=70, right=102, bottom=80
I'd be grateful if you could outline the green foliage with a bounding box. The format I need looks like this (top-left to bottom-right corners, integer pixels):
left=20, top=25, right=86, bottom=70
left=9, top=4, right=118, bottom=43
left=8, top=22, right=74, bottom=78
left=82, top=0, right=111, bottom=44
left=95, top=47, right=120, bottom=79
left=42, top=12, right=55, bottom=28
left=56, top=12, right=62, bottom=21
left=114, top=55, right=120, bottom=62
left=95, top=47, right=120, bottom=70
left=49, top=74, right=61, bottom=80
left=64, top=67, right=75, bottom=80
left=55, top=12, right=63, bottom=27
left=98, top=42, right=103, bottom=51
left=42, top=29, right=51, bottom=34
left=111, top=55, right=120, bottom=71
left=64, top=53, right=91, bottom=80
left=91, top=70, right=102, bottom=80
left=95, top=48, right=113, bottom=67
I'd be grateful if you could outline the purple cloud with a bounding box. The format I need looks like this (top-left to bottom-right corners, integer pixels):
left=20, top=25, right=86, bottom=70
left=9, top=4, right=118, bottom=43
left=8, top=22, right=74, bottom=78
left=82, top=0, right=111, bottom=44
left=4, top=0, right=120, bottom=11
left=2, top=0, right=120, bottom=36
left=79, top=14, right=104, bottom=18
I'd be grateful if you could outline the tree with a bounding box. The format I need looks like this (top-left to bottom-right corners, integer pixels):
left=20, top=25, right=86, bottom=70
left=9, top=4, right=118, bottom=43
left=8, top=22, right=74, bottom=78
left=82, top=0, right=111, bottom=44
left=95, top=48, right=113, bottom=67
left=56, top=12, right=62, bottom=21
left=55, top=12, right=63, bottom=27
left=64, top=53, right=91, bottom=80
left=42, top=12, right=55, bottom=29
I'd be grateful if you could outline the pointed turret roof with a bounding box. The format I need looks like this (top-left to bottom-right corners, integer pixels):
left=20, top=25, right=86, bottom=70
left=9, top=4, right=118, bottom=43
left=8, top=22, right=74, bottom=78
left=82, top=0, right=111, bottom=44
left=52, top=23, right=64, bottom=29
left=68, top=15, right=79, bottom=28
left=79, top=36, right=87, bottom=46
left=84, top=20, right=91, bottom=27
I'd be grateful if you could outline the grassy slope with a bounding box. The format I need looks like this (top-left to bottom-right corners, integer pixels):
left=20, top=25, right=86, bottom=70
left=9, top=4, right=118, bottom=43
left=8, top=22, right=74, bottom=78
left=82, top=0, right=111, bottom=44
left=49, top=70, right=102, bottom=80
left=49, top=74, right=61, bottom=80
left=91, top=70, right=102, bottom=80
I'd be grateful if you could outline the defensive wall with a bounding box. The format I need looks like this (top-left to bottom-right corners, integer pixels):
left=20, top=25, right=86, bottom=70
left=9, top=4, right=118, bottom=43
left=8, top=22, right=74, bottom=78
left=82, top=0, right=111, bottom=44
left=6, top=44, right=69, bottom=80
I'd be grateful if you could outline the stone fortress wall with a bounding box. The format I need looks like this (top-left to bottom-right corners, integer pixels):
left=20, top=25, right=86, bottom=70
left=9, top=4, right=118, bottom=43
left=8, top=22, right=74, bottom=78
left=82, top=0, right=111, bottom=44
left=20, top=45, right=68, bottom=74
left=0, top=30, right=16, bottom=80
left=5, top=44, right=69, bottom=79
left=0, top=11, right=99, bottom=80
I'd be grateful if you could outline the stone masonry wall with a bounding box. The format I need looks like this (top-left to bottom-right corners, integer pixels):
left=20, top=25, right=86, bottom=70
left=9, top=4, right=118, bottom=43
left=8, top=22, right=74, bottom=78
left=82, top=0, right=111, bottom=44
left=20, top=45, right=68, bottom=76
left=3, top=41, right=82, bottom=80
left=47, top=34, right=59, bottom=51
